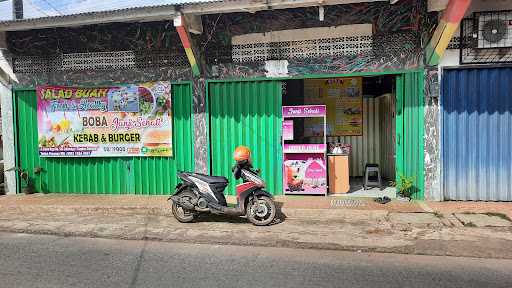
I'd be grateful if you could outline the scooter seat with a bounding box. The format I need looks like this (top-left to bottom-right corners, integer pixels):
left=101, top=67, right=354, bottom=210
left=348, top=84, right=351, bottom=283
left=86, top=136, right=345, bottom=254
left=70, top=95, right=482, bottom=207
left=190, top=173, right=228, bottom=184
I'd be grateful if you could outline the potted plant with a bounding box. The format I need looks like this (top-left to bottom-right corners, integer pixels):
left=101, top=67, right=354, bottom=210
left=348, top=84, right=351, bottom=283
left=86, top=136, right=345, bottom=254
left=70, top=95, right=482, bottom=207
left=393, top=174, right=416, bottom=201
left=20, top=169, right=35, bottom=194
left=5, top=167, right=36, bottom=194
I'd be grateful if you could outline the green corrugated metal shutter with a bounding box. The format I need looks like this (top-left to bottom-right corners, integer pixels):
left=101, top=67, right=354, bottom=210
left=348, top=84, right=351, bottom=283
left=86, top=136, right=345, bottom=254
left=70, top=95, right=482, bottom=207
left=132, top=83, right=194, bottom=195
left=14, top=83, right=193, bottom=195
left=209, top=80, right=283, bottom=196
left=396, top=72, right=425, bottom=200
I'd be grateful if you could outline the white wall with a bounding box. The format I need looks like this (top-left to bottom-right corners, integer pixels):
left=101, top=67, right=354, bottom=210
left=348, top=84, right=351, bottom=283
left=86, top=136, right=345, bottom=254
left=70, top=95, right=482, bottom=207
left=429, top=0, right=512, bottom=15
left=440, top=0, right=512, bottom=68
left=439, top=49, right=460, bottom=67
left=466, top=0, right=512, bottom=15
left=0, top=77, right=15, bottom=195
left=0, top=46, right=16, bottom=194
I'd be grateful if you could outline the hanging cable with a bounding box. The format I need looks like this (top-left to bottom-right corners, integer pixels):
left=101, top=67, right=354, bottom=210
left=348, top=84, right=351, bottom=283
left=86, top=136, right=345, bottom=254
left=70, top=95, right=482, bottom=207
left=25, top=0, right=51, bottom=17
left=39, top=0, right=63, bottom=15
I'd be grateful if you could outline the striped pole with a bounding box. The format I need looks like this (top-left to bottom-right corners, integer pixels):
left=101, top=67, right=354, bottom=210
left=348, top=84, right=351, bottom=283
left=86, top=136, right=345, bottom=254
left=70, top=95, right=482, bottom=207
left=426, top=0, right=472, bottom=66
left=174, top=15, right=201, bottom=77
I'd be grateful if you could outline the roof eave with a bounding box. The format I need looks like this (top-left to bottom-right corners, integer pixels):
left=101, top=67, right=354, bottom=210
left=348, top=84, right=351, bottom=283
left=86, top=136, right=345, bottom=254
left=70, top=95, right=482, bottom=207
left=0, top=0, right=391, bottom=32
left=182, top=0, right=389, bottom=15
left=0, top=5, right=178, bottom=32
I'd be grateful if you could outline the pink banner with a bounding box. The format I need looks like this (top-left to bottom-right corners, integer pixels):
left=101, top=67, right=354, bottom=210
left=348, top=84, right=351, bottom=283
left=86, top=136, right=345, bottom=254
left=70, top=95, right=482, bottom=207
left=36, top=82, right=173, bottom=157
left=282, top=120, right=294, bottom=141
left=284, top=153, right=327, bottom=195
left=282, top=105, right=327, bottom=195
left=282, top=105, right=326, bottom=118
left=283, top=144, right=326, bottom=154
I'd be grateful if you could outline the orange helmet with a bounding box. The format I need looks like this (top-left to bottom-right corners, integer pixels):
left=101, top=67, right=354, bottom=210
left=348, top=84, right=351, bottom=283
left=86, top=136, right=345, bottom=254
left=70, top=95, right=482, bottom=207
left=234, top=146, right=251, bottom=162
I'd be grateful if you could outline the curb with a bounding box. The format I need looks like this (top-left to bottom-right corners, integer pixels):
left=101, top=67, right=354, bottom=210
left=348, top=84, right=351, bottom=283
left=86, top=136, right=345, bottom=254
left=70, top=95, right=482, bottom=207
left=0, top=205, right=173, bottom=216
left=1, top=205, right=397, bottom=221
left=2, top=224, right=512, bottom=260
left=280, top=208, right=390, bottom=221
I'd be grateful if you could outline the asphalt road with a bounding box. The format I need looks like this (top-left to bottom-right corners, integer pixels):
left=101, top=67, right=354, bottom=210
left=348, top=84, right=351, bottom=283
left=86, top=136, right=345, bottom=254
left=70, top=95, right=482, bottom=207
left=0, top=232, right=511, bottom=288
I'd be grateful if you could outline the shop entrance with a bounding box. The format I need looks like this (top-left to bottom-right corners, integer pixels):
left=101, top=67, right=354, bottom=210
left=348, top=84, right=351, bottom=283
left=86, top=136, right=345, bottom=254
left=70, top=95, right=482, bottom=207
left=207, top=72, right=424, bottom=199
left=282, top=76, right=397, bottom=198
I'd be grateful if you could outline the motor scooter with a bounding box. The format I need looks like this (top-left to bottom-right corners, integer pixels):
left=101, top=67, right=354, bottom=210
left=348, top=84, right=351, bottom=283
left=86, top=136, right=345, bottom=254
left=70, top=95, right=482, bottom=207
left=169, top=160, right=276, bottom=226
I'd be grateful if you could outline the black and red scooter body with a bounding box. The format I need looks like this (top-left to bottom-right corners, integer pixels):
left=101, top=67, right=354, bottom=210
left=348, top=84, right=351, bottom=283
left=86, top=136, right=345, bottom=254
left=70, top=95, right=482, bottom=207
left=170, top=161, right=274, bottom=219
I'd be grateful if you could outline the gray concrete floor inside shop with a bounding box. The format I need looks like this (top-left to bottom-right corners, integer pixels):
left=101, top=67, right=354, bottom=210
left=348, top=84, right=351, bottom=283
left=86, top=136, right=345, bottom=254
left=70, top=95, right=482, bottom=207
left=331, top=176, right=397, bottom=198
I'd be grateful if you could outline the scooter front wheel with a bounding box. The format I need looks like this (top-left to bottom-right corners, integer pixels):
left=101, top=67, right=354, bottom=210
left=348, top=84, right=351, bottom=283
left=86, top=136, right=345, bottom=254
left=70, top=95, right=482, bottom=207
left=246, top=195, right=276, bottom=226
left=171, top=190, right=197, bottom=223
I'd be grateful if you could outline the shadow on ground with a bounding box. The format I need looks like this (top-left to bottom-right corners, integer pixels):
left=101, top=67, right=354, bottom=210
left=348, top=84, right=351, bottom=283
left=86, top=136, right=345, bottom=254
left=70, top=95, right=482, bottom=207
left=191, top=202, right=286, bottom=226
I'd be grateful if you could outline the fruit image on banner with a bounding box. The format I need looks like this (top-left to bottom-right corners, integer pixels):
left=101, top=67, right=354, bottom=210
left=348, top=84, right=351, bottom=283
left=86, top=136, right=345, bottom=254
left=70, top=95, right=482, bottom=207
left=36, top=82, right=173, bottom=157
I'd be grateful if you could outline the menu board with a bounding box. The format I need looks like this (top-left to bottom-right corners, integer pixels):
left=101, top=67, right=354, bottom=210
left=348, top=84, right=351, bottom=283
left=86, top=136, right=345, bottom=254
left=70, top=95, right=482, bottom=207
left=303, top=77, right=363, bottom=136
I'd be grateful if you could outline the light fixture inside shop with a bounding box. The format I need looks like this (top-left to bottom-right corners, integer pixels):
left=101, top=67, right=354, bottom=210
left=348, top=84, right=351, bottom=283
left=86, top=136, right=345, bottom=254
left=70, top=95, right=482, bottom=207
left=319, top=6, right=325, bottom=21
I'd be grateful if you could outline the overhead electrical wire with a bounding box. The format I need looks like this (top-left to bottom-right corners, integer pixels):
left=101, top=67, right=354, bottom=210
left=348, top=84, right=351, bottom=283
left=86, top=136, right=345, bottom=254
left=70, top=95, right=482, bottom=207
left=25, top=0, right=52, bottom=17
left=16, top=0, right=179, bottom=19
left=38, top=0, right=63, bottom=15
left=36, top=0, right=174, bottom=15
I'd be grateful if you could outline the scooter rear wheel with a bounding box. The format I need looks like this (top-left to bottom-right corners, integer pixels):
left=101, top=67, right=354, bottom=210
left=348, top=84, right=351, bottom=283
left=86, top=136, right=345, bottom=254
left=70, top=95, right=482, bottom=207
left=246, top=195, right=276, bottom=226
left=171, top=190, right=197, bottom=223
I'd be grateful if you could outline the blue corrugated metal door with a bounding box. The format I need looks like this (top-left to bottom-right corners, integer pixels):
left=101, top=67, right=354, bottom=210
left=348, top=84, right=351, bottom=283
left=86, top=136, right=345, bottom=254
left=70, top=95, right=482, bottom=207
left=442, top=67, right=512, bottom=201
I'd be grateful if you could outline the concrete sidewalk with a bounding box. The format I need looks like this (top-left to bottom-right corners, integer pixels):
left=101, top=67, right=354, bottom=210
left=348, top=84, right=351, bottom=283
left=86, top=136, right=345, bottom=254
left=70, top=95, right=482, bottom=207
left=1, top=194, right=512, bottom=259
left=1, top=193, right=511, bottom=219
left=0, top=193, right=436, bottom=218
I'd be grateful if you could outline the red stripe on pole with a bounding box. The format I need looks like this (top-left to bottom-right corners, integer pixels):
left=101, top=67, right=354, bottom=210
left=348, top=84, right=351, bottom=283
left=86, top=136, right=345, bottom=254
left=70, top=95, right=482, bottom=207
left=443, top=0, right=472, bottom=23
left=176, top=26, right=191, bottom=48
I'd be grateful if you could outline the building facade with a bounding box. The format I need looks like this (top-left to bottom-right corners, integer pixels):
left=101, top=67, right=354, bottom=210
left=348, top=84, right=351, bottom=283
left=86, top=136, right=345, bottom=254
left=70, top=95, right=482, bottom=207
left=437, top=0, right=512, bottom=201
left=0, top=0, right=510, bottom=201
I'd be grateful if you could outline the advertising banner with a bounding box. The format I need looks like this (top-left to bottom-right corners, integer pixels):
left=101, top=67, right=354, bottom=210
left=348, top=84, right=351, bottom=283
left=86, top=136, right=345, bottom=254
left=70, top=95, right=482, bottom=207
left=282, top=105, right=327, bottom=195
left=303, top=77, right=363, bottom=136
left=36, top=82, right=173, bottom=157
left=284, top=153, right=327, bottom=195
left=282, top=105, right=326, bottom=118
left=282, top=120, right=294, bottom=141
left=283, top=144, right=326, bottom=154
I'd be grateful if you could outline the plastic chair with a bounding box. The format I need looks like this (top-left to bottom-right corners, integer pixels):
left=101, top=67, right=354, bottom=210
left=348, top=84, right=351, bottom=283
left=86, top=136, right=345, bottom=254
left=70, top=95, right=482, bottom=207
left=364, top=163, right=381, bottom=190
